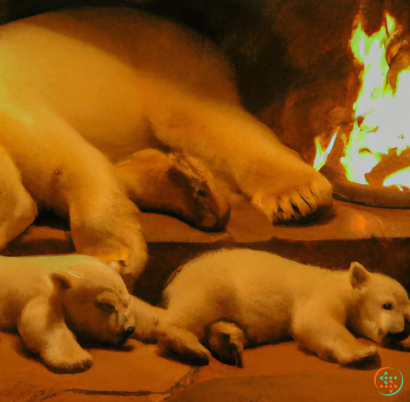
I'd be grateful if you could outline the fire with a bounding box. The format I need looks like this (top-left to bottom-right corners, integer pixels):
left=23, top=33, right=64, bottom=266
left=384, top=167, right=410, bottom=189
left=313, top=132, right=337, bottom=171
left=314, top=12, right=410, bottom=188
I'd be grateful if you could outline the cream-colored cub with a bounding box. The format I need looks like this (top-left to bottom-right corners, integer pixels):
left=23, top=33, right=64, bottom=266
left=0, top=8, right=332, bottom=291
left=136, top=249, right=410, bottom=367
left=0, top=255, right=135, bottom=373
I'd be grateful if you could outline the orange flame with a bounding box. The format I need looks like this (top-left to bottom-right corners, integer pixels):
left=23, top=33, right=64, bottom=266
left=313, top=12, right=410, bottom=187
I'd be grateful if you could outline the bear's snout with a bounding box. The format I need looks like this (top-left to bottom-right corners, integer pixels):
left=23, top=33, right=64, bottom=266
left=386, top=320, right=410, bottom=342
left=387, top=329, right=409, bottom=341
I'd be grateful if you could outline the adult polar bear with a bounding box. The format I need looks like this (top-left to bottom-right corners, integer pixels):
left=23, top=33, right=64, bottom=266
left=0, top=8, right=332, bottom=289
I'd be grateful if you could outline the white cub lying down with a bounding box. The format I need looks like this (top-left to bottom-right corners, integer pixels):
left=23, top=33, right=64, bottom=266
left=135, top=249, right=410, bottom=367
left=0, top=255, right=136, bottom=373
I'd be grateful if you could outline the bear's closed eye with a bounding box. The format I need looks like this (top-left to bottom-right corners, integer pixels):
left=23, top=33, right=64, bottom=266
left=94, top=301, right=116, bottom=313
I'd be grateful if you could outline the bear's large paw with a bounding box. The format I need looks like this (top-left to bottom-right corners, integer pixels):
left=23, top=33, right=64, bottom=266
left=157, top=326, right=210, bottom=366
left=252, top=167, right=333, bottom=224
left=41, top=345, right=93, bottom=374
left=205, top=320, right=245, bottom=368
left=336, top=345, right=379, bottom=366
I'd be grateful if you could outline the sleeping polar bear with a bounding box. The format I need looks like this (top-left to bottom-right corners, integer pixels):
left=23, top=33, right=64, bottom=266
left=131, top=249, right=410, bottom=367
left=0, top=254, right=136, bottom=373
left=0, top=7, right=332, bottom=290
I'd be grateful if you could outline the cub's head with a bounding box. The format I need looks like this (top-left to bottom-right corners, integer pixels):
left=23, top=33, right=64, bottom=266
left=50, top=261, right=135, bottom=346
left=349, top=262, right=410, bottom=347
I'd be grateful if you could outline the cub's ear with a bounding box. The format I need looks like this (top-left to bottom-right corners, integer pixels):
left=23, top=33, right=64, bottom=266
left=50, top=272, right=73, bottom=290
left=349, top=262, right=371, bottom=290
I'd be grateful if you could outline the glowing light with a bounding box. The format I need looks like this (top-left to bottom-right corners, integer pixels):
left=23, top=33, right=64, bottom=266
left=383, top=166, right=410, bottom=188
left=340, top=12, right=410, bottom=186
left=313, top=132, right=337, bottom=171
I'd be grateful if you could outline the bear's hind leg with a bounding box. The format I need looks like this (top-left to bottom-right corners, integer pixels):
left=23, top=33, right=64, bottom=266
left=0, top=146, right=37, bottom=250
left=205, top=319, right=246, bottom=368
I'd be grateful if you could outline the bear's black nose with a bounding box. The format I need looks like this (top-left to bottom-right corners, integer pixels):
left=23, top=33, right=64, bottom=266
left=388, top=329, right=409, bottom=341
left=125, top=326, right=135, bottom=337
left=125, top=327, right=135, bottom=337
left=118, top=326, right=135, bottom=346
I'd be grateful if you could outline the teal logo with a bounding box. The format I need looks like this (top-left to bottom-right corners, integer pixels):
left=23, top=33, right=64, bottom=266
left=374, top=367, right=404, bottom=396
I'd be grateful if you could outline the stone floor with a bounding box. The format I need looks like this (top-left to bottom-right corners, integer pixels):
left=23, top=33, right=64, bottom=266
left=2, top=195, right=410, bottom=401
left=2, top=331, right=410, bottom=402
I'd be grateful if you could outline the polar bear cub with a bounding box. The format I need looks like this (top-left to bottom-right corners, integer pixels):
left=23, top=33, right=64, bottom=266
left=0, top=255, right=136, bottom=373
left=145, top=249, right=410, bottom=367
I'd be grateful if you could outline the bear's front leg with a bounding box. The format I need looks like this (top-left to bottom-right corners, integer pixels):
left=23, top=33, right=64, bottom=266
left=61, top=147, right=147, bottom=291
left=18, top=296, right=93, bottom=373
left=0, top=145, right=38, bottom=250
left=292, top=310, right=379, bottom=366
left=130, top=296, right=210, bottom=365
left=149, top=96, right=333, bottom=225
left=1, top=111, right=147, bottom=292
left=69, top=185, right=147, bottom=292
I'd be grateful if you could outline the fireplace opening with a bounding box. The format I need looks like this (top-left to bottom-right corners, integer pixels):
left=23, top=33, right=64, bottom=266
left=313, top=10, right=410, bottom=209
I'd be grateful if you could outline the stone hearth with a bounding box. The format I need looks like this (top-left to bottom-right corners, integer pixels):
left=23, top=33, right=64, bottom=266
left=6, top=195, right=410, bottom=304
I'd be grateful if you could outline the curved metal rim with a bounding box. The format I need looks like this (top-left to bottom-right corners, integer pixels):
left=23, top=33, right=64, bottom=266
left=321, top=167, right=410, bottom=209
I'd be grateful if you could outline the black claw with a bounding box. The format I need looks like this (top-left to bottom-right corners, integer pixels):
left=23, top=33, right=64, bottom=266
left=300, top=194, right=313, bottom=211
left=182, top=345, right=210, bottom=366
left=290, top=202, right=302, bottom=217
left=193, top=351, right=210, bottom=366
left=227, top=342, right=243, bottom=368
left=237, top=352, right=243, bottom=368
left=164, top=348, right=210, bottom=366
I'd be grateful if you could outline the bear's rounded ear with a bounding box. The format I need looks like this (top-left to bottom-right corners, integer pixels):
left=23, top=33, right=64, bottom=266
left=349, top=262, right=371, bottom=290
left=50, top=272, right=73, bottom=290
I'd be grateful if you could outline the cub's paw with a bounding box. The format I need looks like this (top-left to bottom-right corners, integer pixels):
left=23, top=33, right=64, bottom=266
left=336, top=345, right=379, bottom=367
left=41, top=346, right=93, bottom=374
left=205, top=320, right=245, bottom=368
left=252, top=168, right=333, bottom=224
left=157, top=327, right=210, bottom=366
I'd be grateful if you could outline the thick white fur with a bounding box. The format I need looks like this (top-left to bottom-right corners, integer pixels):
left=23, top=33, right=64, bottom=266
left=0, top=255, right=135, bottom=373
left=0, top=8, right=332, bottom=290
left=134, top=249, right=410, bottom=366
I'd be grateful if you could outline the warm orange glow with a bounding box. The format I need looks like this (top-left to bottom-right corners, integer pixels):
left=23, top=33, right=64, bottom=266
left=313, top=12, right=410, bottom=187
left=342, top=12, right=410, bottom=185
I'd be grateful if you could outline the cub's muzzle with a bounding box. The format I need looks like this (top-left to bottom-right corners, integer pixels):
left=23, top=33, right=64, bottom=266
left=386, top=319, right=410, bottom=342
